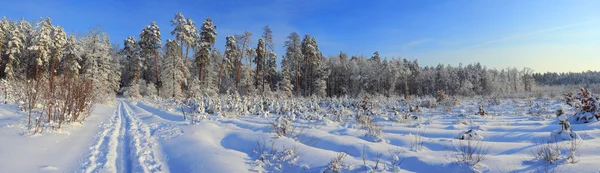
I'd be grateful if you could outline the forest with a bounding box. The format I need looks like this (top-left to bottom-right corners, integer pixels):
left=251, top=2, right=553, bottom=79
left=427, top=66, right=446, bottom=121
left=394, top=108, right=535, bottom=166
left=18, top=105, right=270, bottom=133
left=0, top=14, right=557, bottom=102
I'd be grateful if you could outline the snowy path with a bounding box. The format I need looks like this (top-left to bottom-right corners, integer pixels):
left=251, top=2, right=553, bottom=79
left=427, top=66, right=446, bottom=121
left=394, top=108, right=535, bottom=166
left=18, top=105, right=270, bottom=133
left=83, top=99, right=166, bottom=173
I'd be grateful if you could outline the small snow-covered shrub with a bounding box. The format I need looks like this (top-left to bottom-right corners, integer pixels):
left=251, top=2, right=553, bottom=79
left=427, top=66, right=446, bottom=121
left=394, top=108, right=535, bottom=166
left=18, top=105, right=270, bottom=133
left=388, top=150, right=404, bottom=173
left=477, top=105, right=487, bottom=116
left=567, top=135, right=584, bottom=164
left=564, top=88, right=600, bottom=123
left=530, top=140, right=562, bottom=164
left=253, top=139, right=299, bottom=172
left=364, top=122, right=383, bottom=142
left=457, top=129, right=484, bottom=141
left=323, top=152, right=348, bottom=173
left=271, top=115, right=295, bottom=138
left=410, top=129, right=426, bottom=151
left=550, top=109, right=580, bottom=141
left=447, top=140, right=489, bottom=166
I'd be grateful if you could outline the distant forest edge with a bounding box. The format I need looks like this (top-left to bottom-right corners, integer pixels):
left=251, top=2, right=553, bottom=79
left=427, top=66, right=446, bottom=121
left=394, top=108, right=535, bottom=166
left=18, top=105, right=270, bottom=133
left=0, top=15, right=597, bottom=100
left=533, top=71, right=600, bottom=86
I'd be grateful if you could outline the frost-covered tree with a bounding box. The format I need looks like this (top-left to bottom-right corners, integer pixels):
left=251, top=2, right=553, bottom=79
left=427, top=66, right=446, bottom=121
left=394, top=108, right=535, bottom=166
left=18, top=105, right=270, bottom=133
left=283, top=32, right=302, bottom=96
left=196, top=17, right=217, bottom=82
left=121, top=36, right=145, bottom=84
left=170, top=12, right=198, bottom=67
left=218, top=35, right=237, bottom=92
left=139, top=21, right=162, bottom=85
left=262, top=26, right=277, bottom=91
left=5, top=21, right=23, bottom=80
left=29, top=17, right=54, bottom=79
left=279, top=55, right=294, bottom=97
left=234, top=30, right=252, bottom=89
left=0, top=17, right=8, bottom=72
left=81, top=27, right=120, bottom=102
left=160, top=39, right=184, bottom=98
left=62, top=35, right=81, bottom=76
left=254, top=38, right=266, bottom=93
left=49, top=25, right=66, bottom=82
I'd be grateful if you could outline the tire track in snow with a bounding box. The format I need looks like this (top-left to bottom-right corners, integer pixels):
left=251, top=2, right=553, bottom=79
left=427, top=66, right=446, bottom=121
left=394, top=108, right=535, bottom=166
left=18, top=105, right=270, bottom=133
left=83, top=100, right=166, bottom=173
left=120, top=99, right=166, bottom=173
left=83, top=102, right=122, bottom=173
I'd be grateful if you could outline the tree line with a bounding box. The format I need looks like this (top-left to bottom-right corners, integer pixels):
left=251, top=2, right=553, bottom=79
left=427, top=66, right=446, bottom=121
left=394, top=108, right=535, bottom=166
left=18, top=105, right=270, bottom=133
left=1, top=14, right=542, bottom=100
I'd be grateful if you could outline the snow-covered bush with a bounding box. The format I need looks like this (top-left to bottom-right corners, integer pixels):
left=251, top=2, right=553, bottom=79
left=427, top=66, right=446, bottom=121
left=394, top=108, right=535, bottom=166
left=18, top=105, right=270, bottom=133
left=457, top=129, right=484, bottom=141
left=564, top=88, right=600, bottom=123
left=323, top=152, right=348, bottom=173
left=388, top=150, right=404, bottom=173
left=567, top=136, right=584, bottom=164
left=477, top=105, right=487, bottom=116
left=550, top=109, right=580, bottom=141
left=530, top=140, right=561, bottom=164
left=410, top=129, right=426, bottom=151
left=447, top=140, right=489, bottom=167
left=181, top=98, right=206, bottom=124
left=271, top=115, right=295, bottom=138
left=253, top=139, right=299, bottom=172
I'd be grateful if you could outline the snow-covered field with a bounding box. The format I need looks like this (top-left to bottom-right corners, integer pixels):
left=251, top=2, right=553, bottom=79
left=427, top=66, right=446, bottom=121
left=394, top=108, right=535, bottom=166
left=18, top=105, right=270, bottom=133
left=1, top=97, right=599, bottom=173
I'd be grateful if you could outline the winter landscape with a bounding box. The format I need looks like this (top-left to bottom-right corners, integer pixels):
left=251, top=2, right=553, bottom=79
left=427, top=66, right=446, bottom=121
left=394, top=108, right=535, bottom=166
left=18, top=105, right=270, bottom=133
left=1, top=1, right=600, bottom=173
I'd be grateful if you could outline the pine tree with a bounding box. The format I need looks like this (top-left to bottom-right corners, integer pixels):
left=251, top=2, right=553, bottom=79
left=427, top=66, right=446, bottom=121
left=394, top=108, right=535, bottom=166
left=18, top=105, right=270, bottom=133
left=219, top=35, right=237, bottom=92
left=62, top=35, right=81, bottom=76
left=5, top=21, right=23, bottom=80
left=254, top=38, right=265, bottom=93
left=160, top=39, right=184, bottom=98
left=0, top=17, right=8, bottom=75
left=283, top=32, right=302, bottom=96
left=234, top=30, right=252, bottom=89
left=170, top=12, right=198, bottom=68
left=139, top=21, right=162, bottom=86
left=262, top=26, right=277, bottom=91
left=29, top=17, right=54, bottom=79
left=196, top=17, right=217, bottom=82
left=279, top=53, right=294, bottom=97
left=49, top=25, right=66, bottom=89
left=81, top=27, right=120, bottom=102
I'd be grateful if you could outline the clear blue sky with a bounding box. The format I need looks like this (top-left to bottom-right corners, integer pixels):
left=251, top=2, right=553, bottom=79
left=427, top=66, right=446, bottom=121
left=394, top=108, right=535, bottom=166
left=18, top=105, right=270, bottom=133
left=3, top=0, right=599, bottom=73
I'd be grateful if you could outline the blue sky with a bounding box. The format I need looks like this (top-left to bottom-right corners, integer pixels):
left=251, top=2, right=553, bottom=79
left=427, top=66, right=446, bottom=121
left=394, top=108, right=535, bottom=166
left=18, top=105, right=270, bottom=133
left=3, top=0, right=599, bottom=73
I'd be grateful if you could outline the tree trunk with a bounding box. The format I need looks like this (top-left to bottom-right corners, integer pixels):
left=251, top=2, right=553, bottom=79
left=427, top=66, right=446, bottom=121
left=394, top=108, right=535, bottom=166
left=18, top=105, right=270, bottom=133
left=218, top=58, right=225, bottom=92
left=154, top=49, right=160, bottom=84
left=199, top=62, right=203, bottom=81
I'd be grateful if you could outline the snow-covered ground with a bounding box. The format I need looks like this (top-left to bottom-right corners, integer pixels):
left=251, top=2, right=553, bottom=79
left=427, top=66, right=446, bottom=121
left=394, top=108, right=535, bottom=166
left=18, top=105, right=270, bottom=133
left=1, top=97, right=599, bottom=173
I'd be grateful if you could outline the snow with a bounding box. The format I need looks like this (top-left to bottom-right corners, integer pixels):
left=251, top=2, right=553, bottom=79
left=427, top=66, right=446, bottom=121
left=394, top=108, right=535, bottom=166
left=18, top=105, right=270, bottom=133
left=1, top=97, right=600, bottom=172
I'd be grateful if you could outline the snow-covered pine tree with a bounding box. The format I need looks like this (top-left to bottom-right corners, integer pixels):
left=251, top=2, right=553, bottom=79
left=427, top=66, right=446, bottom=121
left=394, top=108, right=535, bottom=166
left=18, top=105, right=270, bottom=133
left=49, top=25, right=66, bottom=86
left=16, top=19, right=33, bottom=79
left=62, top=35, right=81, bottom=76
left=160, top=39, right=184, bottom=98
left=170, top=12, right=198, bottom=67
left=279, top=53, right=294, bottom=98
left=283, top=32, right=302, bottom=96
left=29, top=17, right=54, bottom=79
left=0, top=17, right=8, bottom=73
left=121, top=36, right=145, bottom=84
left=254, top=38, right=265, bottom=93
left=261, top=26, right=278, bottom=91
left=139, top=21, right=162, bottom=87
left=81, top=27, right=120, bottom=102
left=196, top=17, right=217, bottom=82
left=218, top=35, right=237, bottom=92
left=313, top=53, right=329, bottom=97
left=234, top=30, right=252, bottom=89
left=5, top=22, right=23, bottom=80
